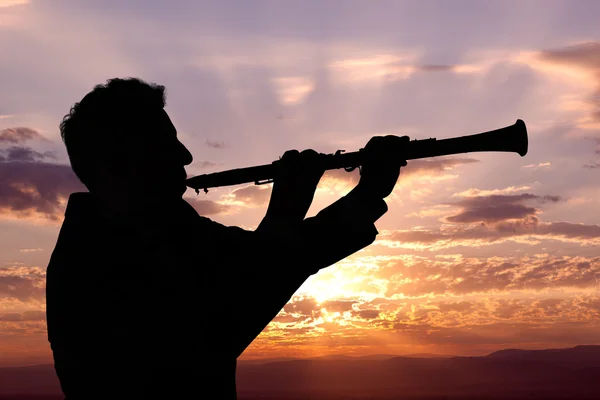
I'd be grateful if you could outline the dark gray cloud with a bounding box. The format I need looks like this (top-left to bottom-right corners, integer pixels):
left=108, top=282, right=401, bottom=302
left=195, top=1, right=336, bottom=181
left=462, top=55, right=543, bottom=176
left=0, top=146, right=56, bottom=162
left=446, top=203, right=537, bottom=223
left=445, top=193, right=562, bottom=224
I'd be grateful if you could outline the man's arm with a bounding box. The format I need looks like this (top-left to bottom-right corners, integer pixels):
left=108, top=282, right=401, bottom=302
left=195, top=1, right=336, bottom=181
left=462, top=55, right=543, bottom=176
left=192, top=185, right=390, bottom=359
left=192, top=135, right=409, bottom=358
left=256, top=185, right=388, bottom=271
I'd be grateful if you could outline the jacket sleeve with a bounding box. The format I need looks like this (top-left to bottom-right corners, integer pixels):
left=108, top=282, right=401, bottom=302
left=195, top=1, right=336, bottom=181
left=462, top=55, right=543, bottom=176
left=187, top=190, right=388, bottom=358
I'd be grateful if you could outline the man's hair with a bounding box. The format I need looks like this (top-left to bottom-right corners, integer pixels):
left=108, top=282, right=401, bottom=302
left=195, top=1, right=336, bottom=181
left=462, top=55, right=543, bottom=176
left=59, top=77, right=166, bottom=190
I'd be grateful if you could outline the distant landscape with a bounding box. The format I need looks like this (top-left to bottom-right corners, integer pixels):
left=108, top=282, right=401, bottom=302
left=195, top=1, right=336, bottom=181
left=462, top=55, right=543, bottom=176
left=2, top=346, right=600, bottom=399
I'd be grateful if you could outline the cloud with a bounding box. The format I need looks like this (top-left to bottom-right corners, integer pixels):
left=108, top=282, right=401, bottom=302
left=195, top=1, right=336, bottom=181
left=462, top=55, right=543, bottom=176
left=205, top=139, right=228, bottom=149
left=444, top=193, right=562, bottom=224
left=0, top=126, right=82, bottom=221
left=380, top=254, right=600, bottom=297
left=184, top=198, right=231, bottom=215
left=228, top=185, right=272, bottom=207
left=186, top=185, right=271, bottom=213
left=522, top=162, right=551, bottom=169
left=283, top=297, right=320, bottom=318
left=583, top=162, right=600, bottom=169
left=0, top=265, right=46, bottom=302
left=403, top=157, right=480, bottom=177
left=328, top=53, right=484, bottom=85
left=379, top=218, right=600, bottom=250
left=251, top=289, right=600, bottom=357
left=538, top=42, right=600, bottom=128
left=320, top=157, right=479, bottom=189
left=446, top=203, right=536, bottom=224
left=0, top=127, right=45, bottom=144
left=405, top=206, right=452, bottom=219
left=0, top=0, right=29, bottom=8
left=355, top=309, right=380, bottom=320
left=0, top=159, right=84, bottom=221
left=539, top=41, right=600, bottom=77
left=0, top=146, right=56, bottom=162
left=373, top=190, right=600, bottom=250
left=272, top=76, right=314, bottom=104
left=189, top=160, right=221, bottom=169
left=321, top=299, right=357, bottom=313
left=452, top=186, right=532, bottom=197
left=0, top=310, right=45, bottom=322
left=415, top=65, right=455, bottom=72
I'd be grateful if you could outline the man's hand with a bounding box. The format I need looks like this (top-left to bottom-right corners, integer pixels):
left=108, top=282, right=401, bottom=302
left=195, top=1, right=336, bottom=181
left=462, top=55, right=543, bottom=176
left=261, top=149, right=326, bottom=227
left=355, top=135, right=410, bottom=199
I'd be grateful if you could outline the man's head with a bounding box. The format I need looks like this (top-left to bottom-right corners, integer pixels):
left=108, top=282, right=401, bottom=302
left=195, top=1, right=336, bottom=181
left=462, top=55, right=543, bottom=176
left=60, top=77, right=193, bottom=208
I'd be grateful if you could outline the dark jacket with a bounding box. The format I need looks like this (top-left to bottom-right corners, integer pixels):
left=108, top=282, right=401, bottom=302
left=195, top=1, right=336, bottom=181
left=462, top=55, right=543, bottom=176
left=46, top=191, right=386, bottom=399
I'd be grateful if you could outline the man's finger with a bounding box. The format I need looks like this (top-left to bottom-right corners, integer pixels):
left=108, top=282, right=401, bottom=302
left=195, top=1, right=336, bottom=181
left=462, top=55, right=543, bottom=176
left=281, top=149, right=300, bottom=160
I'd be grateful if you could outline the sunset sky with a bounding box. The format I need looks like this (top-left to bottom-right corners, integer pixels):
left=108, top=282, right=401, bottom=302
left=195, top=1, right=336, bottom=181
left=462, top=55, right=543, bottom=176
left=2, top=0, right=600, bottom=366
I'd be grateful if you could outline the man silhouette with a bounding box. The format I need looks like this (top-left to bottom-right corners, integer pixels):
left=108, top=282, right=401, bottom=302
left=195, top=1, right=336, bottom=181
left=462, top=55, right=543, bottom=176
left=46, top=77, right=408, bottom=399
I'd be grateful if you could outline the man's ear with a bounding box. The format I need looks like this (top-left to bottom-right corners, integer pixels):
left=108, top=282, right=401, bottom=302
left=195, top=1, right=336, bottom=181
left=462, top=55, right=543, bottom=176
left=92, top=153, right=127, bottom=189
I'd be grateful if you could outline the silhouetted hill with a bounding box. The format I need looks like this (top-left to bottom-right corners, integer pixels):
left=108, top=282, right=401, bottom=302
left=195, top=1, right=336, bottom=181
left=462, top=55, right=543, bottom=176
left=0, top=365, right=62, bottom=395
left=237, top=352, right=451, bottom=365
left=486, top=344, right=600, bottom=368
left=2, top=346, right=600, bottom=399
left=235, top=345, right=600, bottom=399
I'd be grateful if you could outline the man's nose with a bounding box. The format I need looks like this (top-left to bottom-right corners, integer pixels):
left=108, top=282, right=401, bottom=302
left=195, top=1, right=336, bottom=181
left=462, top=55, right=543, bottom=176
left=175, top=139, right=193, bottom=165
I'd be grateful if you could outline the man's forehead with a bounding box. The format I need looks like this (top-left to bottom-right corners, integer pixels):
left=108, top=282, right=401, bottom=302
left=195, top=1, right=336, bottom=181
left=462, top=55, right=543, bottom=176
left=156, top=108, right=177, bottom=135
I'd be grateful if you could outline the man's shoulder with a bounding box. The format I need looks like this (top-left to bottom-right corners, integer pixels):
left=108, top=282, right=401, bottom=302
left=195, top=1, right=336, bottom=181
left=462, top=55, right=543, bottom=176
left=63, top=192, right=95, bottom=217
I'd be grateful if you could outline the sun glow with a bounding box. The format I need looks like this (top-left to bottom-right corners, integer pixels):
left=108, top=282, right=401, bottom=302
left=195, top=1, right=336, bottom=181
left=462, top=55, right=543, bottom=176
left=299, top=262, right=386, bottom=303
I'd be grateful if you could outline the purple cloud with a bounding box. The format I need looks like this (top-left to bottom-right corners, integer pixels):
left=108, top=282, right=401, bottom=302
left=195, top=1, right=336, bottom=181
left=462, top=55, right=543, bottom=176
left=445, top=194, right=562, bottom=224
left=0, top=161, right=84, bottom=221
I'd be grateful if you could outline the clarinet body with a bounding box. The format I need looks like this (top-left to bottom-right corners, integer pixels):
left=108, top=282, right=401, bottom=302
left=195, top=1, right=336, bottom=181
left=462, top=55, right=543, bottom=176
left=186, top=119, right=528, bottom=194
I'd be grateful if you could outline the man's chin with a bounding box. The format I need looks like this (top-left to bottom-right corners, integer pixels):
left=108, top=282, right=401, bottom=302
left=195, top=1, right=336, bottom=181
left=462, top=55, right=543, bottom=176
left=144, top=185, right=187, bottom=205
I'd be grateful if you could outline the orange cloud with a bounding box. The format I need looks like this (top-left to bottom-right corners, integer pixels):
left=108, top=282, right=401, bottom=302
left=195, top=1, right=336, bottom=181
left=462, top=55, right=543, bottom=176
left=184, top=198, right=231, bottom=215
left=378, top=219, right=600, bottom=250
left=0, top=127, right=45, bottom=144
left=0, top=265, right=46, bottom=302
left=379, top=255, right=600, bottom=297
left=245, top=289, right=600, bottom=358
left=229, top=185, right=272, bottom=207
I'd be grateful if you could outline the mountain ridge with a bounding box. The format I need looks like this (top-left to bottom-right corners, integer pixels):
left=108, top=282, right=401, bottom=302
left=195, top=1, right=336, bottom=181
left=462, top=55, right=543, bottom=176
left=1, top=345, right=599, bottom=398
